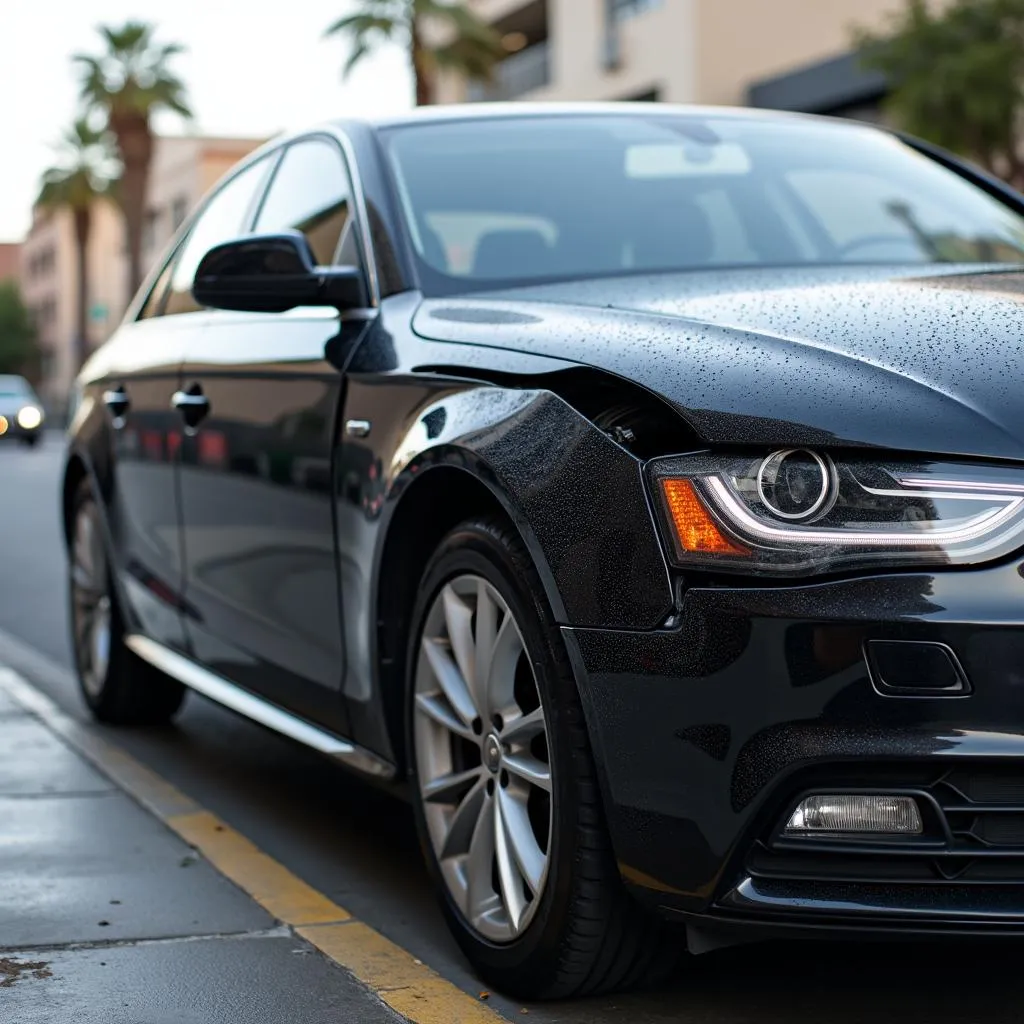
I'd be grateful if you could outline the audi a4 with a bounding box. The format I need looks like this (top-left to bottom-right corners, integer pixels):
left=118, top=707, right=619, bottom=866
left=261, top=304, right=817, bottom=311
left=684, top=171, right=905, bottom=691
left=64, top=104, right=1024, bottom=998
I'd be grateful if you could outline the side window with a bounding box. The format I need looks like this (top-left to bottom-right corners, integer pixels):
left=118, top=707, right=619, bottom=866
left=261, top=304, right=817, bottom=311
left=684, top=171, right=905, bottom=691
left=163, top=156, right=274, bottom=316
left=255, top=138, right=354, bottom=266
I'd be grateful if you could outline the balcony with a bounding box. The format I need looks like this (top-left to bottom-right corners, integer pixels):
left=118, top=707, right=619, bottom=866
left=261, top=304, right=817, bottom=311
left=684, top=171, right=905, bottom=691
left=468, top=40, right=550, bottom=101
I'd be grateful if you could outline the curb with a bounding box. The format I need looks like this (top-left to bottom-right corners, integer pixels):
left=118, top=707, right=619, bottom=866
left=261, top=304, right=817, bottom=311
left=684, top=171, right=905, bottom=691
left=0, top=667, right=505, bottom=1024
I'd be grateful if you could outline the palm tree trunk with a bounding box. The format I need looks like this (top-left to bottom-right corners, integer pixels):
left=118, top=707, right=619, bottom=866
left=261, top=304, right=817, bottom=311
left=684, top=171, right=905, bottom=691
left=112, top=112, right=154, bottom=296
left=411, top=18, right=434, bottom=106
left=72, top=206, right=91, bottom=372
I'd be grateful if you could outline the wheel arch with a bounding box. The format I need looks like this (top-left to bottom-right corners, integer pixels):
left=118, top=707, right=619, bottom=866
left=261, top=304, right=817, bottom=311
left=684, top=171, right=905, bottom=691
left=374, top=459, right=559, bottom=772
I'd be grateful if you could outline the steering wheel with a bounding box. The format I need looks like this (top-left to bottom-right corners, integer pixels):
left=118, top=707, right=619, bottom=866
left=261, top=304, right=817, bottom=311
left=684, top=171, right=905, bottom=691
left=837, top=234, right=919, bottom=257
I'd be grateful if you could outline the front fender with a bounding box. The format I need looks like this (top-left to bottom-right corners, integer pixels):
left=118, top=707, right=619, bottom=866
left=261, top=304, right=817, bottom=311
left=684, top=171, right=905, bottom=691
left=381, top=384, right=673, bottom=631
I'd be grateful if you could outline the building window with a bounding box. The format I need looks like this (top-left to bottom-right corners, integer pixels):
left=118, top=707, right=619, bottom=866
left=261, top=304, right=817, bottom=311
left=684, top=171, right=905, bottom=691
left=609, top=0, right=662, bottom=22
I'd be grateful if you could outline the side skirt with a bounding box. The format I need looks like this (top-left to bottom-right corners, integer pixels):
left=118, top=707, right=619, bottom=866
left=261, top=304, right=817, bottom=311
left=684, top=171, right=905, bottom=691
left=125, top=634, right=397, bottom=781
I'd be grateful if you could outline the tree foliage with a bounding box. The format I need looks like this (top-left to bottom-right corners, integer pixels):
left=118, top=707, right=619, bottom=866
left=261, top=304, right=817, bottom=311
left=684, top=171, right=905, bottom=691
left=37, top=119, right=116, bottom=373
left=0, top=282, right=39, bottom=376
left=38, top=119, right=115, bottom=213
left=326, top=0, right=504, bottom=106
left=857, top=0, right=1024, bottom=186
left=74, top=21, right=191, bottom=294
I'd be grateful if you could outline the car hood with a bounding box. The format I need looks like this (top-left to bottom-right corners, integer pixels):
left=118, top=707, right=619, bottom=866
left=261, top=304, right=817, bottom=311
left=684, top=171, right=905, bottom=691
left=412, top=264, right=1024, bottom=461
left=0, top=397, right=35, bottom=417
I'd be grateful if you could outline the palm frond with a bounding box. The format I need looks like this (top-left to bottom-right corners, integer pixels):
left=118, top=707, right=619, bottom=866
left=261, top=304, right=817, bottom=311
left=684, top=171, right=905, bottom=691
left=76, top=20, right=191, bottom=124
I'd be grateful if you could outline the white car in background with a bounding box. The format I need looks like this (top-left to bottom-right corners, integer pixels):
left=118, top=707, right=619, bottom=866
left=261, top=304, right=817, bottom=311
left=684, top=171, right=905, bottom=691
left=0, top=375, right=44, bottom=447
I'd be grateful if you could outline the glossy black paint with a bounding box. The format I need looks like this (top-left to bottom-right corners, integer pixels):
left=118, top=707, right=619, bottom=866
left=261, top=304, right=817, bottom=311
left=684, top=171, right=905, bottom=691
left=63, top=106, right=1024, bottom=943
left=194, top=231, right=367, bottom=313
left=565, top=560, right=1024, bottom=927
left=414, top=263, right=1024, bottom=460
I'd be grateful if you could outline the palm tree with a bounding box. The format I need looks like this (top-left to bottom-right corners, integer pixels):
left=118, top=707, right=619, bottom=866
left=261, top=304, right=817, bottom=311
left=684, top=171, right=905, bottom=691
left=75, top=21, right=191, bottom=296
left=326, top=0, right=503, bottom=107
left=37, top=120, right=116, bottom=373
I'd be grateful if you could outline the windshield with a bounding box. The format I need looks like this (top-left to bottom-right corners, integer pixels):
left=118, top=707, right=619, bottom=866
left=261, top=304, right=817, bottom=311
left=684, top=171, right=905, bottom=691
left=383, top=114, right=1024, bottom=296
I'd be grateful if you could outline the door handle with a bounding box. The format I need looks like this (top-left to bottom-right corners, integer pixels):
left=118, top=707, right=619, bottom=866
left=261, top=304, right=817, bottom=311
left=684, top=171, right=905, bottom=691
left=103, top=387, right=130, bottom=427
left=171, top=387, right=210, bottom=431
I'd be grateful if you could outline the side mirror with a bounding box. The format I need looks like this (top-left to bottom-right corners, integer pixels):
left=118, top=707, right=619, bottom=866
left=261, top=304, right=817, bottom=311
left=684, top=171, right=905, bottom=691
left=192, top=230, right=368, bottom=313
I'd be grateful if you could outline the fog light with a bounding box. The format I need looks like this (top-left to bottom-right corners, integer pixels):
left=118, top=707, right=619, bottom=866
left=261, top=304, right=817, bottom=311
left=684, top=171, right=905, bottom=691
left=786, top=794, right=923, bottom=834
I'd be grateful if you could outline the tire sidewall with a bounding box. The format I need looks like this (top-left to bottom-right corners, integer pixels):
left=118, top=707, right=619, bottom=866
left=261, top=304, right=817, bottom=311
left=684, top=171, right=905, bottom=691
left=405, top=520, right=590, bottom=986
left=68, top=486, right=113, bottom=712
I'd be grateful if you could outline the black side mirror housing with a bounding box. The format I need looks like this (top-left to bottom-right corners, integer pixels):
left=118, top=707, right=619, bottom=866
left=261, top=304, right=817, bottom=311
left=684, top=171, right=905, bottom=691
left=192, top=230, right=368, bottom=313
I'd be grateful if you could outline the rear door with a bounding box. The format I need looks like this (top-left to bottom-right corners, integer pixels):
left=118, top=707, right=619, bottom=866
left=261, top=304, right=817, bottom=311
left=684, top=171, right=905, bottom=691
left=177, top=135, right=368, bottom=734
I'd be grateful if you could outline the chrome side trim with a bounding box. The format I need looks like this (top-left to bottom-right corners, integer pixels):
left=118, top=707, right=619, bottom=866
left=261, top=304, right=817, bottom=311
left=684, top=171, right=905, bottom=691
left=124, top=634, right=396, bottom=780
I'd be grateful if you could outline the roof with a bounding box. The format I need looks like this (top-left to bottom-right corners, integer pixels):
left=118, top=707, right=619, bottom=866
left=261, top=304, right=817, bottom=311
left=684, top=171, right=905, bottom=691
left=358, top=101, right=835, bottom=131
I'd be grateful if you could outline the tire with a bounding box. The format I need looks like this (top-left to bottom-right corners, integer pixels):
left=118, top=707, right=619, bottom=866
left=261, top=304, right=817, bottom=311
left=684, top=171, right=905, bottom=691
left=68, top=480, right=186, bottom=725
left=406, top=517, right=680, bottom=999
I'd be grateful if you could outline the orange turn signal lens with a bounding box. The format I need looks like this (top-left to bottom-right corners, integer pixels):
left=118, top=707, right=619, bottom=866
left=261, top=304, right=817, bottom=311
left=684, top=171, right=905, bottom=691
left=661, top=479, right=750, bottom=556
left=0, top=415, right=7, bottom=436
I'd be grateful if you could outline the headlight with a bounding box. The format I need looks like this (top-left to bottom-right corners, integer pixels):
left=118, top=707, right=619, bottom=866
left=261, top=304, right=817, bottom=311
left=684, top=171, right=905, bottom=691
left=16, top=405, right=43, bottom=430
left=651, top=450, right=1024, bottom=576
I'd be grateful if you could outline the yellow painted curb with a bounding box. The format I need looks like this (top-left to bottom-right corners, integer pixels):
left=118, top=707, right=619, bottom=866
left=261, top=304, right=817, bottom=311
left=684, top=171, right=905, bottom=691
left=168, top=810, right=350, bottom=927
left=0, top=669, right=507, bottom=1024
left=299, top=921, right=503, bottom=1024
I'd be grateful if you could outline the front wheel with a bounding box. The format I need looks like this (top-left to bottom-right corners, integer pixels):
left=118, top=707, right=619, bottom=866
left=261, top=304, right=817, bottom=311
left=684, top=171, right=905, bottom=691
left=68, top=481, right=186, bottom=725
left=407, top=518, right=678, bottom=999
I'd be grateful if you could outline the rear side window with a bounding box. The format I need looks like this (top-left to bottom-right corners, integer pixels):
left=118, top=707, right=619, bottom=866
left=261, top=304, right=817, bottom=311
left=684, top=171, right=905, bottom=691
left=255, top=138, right=354, bottom=265
left=162, top=156, right=274, bottom=316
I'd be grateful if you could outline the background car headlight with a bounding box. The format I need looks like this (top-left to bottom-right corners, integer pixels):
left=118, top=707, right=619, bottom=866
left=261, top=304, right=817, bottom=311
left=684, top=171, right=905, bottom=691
left=16, top=405, right=43, bottom=430
left=651, top=450, right=1024, bottom=576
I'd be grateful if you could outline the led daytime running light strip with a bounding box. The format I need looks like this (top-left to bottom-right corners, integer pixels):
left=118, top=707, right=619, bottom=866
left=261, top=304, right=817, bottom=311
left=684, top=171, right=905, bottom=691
left=702, top=476, right=1024, bottom=549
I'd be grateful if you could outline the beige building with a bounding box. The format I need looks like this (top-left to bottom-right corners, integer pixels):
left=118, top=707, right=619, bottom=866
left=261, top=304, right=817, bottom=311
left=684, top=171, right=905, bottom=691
left=438, top=0, right=914, bottom=117
left=20, top=134, right=265, bottom=413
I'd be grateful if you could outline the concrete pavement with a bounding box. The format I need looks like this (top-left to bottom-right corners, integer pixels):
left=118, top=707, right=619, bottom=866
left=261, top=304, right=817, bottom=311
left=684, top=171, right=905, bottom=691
left=0, top=670, right=408, bottom=1023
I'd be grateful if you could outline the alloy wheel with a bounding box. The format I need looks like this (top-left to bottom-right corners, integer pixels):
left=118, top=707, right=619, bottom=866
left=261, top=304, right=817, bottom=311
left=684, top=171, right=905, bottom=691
left=413, top=574, right=553, bottom=943
left=70, top=507, right=112, bottom=697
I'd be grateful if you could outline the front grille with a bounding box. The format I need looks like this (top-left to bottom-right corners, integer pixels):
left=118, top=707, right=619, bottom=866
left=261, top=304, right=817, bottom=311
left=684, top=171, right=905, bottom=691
left=748, top=765, right=1024, bottom=888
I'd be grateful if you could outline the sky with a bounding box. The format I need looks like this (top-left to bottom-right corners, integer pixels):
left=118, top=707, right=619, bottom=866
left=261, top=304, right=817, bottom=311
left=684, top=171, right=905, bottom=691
left=0, top=1, right=413, bottom=242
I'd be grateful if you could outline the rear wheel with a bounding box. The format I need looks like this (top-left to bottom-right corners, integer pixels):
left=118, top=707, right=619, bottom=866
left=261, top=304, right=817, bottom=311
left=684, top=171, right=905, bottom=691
left=407, top=517, right=679, bottom=999
left=69, top=482, right=185, bottom=725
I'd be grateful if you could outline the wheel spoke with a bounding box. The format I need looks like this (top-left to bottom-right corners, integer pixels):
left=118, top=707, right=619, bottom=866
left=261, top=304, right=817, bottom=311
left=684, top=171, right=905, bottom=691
left=472, top=580, right=498, bottom=714
left=502, top=752, right=551, bottom=793
left=442, top=585, right=477, bottom=698
left=485, top=613, right=523, bottom=719
left=439, top=777, right=487, bottom=861
left=414, top=692, right=474, bottom=742
left=500, top=707, right=545, bottom=747
left=422, top=636, right=478, bottom=727
left=466, top=790, right=496, bottom=919
left=423, top=766, right=482, bottom=806
left=497, top=787, right=546, bottom=895
left=494, top=793, right=528, bottom=930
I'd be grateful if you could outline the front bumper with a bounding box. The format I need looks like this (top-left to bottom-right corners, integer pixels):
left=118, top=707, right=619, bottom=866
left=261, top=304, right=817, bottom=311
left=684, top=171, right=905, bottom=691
left=564, top=559, right=1024, bottom=938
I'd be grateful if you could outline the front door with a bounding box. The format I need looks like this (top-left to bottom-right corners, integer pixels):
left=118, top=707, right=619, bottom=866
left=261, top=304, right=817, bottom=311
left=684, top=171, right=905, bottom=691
left=177, top=135, right=369, bottom=735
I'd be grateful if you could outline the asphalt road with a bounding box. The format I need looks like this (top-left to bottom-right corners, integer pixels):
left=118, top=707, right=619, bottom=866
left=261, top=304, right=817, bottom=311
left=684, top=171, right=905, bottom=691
left=3, top=433, right=1024, bottom=1023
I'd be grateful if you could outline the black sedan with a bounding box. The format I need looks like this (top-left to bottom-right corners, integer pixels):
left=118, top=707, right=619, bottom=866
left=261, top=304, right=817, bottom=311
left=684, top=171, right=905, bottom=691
left=64, top=103, right=1024, bottom=999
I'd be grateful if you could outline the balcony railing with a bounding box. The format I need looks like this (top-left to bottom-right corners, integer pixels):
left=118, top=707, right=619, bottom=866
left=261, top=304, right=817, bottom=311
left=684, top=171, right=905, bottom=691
left=467, top=41, right=550, bottom=101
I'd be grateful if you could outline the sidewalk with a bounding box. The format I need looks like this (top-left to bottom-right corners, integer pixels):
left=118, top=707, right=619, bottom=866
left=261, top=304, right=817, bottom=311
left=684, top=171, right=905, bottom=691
left=0, top=675, right=404, bottom=1024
